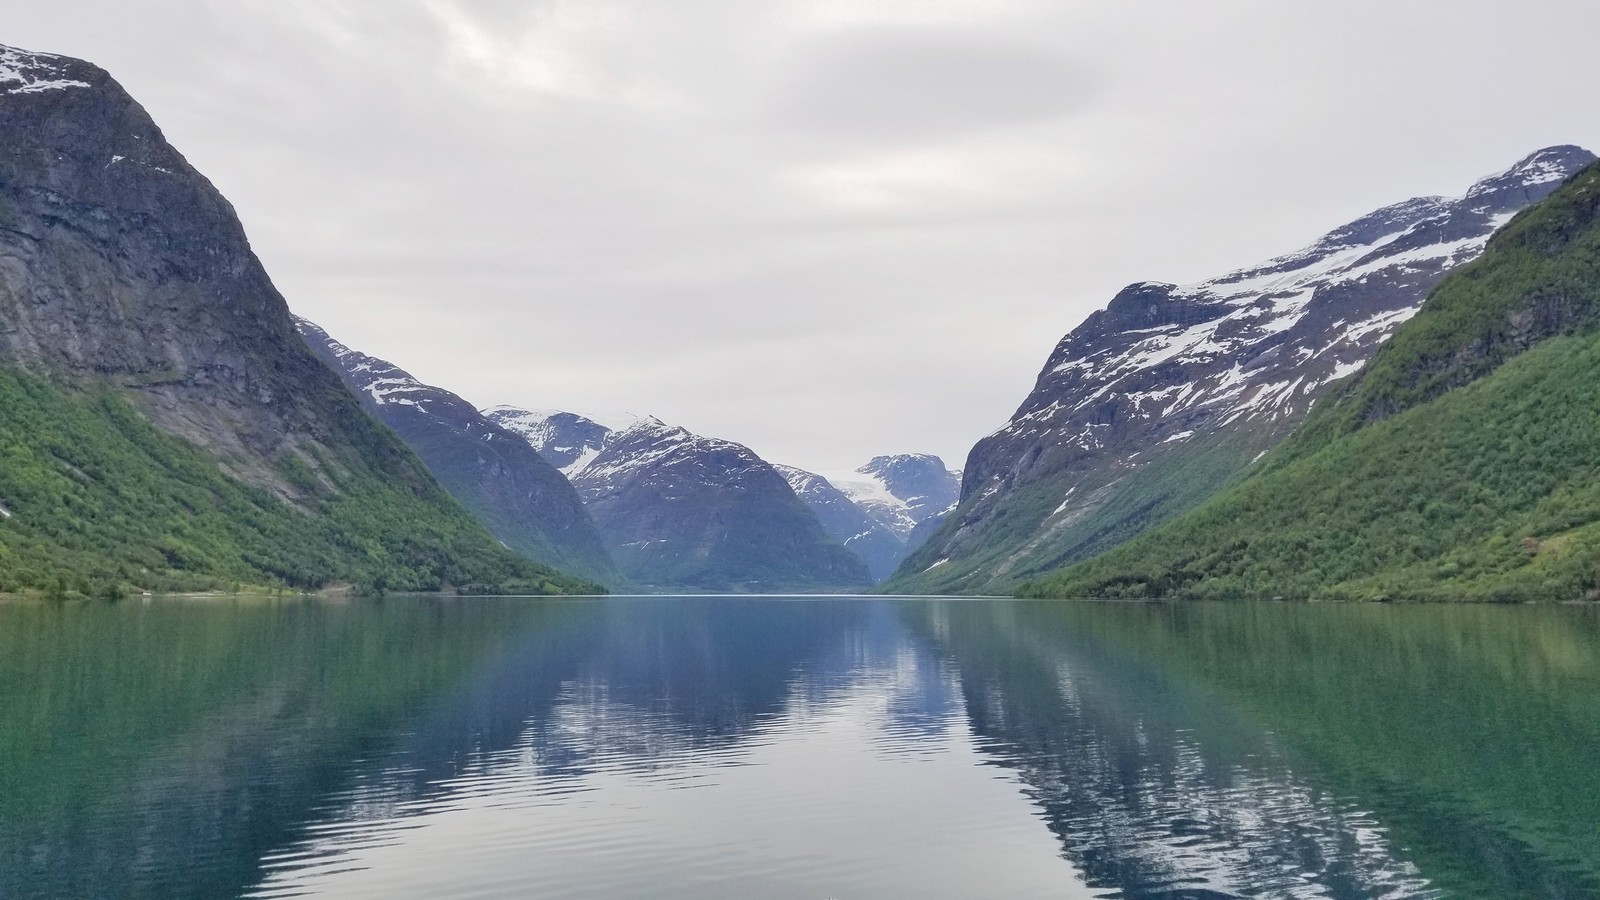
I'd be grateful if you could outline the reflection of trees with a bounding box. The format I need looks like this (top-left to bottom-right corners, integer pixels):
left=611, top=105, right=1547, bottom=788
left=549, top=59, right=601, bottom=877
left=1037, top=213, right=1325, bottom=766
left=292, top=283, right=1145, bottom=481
left=0, top=598, right=600, bottom=900
left=914, top=600, right=1600, bottom=899
left=911, top=601, right=1437, bottom=899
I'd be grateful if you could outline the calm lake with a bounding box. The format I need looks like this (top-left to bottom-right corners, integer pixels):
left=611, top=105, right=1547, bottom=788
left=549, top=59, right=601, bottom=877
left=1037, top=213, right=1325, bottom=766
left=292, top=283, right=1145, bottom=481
left=3, top=596, right=1598, bottom=899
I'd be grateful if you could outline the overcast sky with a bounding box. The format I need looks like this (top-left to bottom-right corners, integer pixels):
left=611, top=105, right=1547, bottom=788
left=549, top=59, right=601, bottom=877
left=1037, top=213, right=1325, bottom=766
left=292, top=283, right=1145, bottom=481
left=9, top=1, right=1600, bottom=474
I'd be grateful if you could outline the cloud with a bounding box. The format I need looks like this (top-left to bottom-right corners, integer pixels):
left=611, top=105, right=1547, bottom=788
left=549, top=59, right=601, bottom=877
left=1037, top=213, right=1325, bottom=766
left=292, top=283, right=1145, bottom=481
left=422, top=0, right=670, bottom=106
left=782, top=139, right=1080, bottom=212
left=778, top=0, right=1046, bottom=31
left=772, top=27, right=1093, bottom=143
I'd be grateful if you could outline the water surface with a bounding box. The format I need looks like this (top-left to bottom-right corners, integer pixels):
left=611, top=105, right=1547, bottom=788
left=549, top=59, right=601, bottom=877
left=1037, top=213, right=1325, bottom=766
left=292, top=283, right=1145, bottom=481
left=2, top=597, right=1597, bottom=898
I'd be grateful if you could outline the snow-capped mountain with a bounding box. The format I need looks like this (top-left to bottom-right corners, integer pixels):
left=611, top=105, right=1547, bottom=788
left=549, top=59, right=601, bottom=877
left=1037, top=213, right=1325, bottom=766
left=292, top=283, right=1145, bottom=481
left=825, top=455, right=962, bottom=542
left=296, top=319, right=616, bottom=585
left=486, top=408, right=870, bottom=592
left=0, top=45, right=93, bottom=95
left=774, top=455, right=959, bottom=583
left=487, top=408, right=652, bottom=477
left=773, top=465, right=907, bottom=582
left=892, top=145, right=1597, bottom=594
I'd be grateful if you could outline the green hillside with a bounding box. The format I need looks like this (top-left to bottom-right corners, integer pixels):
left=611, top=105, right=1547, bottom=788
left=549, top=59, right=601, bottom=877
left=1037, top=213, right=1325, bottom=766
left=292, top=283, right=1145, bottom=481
left=1022, top=161, right=1600, bottom=602
left=0, top=367, right=601, bottom=598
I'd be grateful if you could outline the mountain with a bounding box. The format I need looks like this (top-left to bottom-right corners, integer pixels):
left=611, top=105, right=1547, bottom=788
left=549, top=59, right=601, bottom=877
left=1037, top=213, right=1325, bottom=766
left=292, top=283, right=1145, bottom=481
left=770, top=455, right=961, bottom=583
left=1023, top=157, right=1600, bottom=602
left=773, top=465, right=906, bottom=582
left=0, top=44, right=593, bottom=596
left=294, top=319, right=618, bottom=585
left=825, top=455, right=962, bottom=543
left=488, top=408, right=871, bottom=592
left=889, top=145, right=1597, bottom=595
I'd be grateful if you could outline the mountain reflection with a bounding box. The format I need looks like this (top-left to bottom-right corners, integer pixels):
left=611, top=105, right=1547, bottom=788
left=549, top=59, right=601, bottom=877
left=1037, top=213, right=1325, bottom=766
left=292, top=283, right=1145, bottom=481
left=914, top=602, right=1433, bottom=898
left=913, top=600, right=1600, bottom=899
left=6, top=597, right=1599, bottom=899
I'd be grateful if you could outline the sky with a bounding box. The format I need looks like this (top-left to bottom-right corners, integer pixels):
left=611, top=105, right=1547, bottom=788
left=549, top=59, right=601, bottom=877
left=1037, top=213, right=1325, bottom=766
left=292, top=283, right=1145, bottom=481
left=8, top=0, right=1600, bottom=474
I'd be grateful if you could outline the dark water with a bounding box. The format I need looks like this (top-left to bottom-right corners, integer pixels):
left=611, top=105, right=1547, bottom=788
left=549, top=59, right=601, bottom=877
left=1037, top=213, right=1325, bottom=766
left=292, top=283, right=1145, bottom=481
left=2, top=597, right=1598, bottom=899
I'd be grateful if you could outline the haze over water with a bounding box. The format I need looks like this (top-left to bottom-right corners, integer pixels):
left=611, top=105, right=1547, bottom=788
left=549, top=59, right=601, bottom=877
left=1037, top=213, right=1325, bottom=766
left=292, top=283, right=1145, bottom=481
left=3, top=597, right=1597, bottom=898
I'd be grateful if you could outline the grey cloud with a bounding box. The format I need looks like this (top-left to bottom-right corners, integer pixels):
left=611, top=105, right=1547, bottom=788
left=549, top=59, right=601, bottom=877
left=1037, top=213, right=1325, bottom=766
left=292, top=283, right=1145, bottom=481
left=774, top=27, right=1093, bottom=142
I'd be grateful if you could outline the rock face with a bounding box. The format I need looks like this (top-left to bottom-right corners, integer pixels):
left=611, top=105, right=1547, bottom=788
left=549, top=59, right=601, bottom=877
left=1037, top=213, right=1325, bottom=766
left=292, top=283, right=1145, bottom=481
left=488, top=408, right=871, bottom=592
left=0, top=45, right=342, bottom=484
left=295, top=319, right=618, bottom=585
left=772, top=465, right=906, bottom=582
left=892, top=145, right=1597, bottom=595
left=0, top=44, right=581, bottom=593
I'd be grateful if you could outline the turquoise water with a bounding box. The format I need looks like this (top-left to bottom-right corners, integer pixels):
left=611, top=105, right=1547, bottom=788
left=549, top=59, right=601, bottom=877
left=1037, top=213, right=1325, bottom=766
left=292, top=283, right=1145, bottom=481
left=2, top=596, right=1597, bottom=898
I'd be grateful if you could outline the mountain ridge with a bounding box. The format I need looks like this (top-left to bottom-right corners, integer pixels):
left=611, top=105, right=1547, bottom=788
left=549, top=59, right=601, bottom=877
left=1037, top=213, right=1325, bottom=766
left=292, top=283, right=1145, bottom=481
left=888, top=144, right=1597, bottom=595
left=296, top=319, right=619, bottom=585
left=1022, top=157, right=1600, bottom=602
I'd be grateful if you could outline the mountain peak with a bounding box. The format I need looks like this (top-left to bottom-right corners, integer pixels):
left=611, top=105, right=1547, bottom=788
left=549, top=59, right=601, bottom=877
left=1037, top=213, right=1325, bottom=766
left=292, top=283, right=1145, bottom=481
left=859, top=454, right=955, bottom=480
left=0, top=44, right=94, bottom=96
left=1464, top=144, right=1597, bottom=205
left=823, top=455, right=962, bottom=545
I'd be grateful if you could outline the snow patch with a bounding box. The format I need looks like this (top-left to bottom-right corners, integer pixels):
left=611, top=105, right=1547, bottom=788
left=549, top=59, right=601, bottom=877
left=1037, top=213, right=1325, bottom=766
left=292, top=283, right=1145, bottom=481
left=561, top=446, right=603, bottom=477
left=0, top=46, right=91, bottom=95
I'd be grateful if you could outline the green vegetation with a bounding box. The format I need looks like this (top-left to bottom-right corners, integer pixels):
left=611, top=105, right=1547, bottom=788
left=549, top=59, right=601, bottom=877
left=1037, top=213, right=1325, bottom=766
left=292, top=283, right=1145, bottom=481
left=0, top=367, right=601, bottom=597
left=1022, top=161, right=1600, bottom=602
left=887, top=433, right=1262, bottom=595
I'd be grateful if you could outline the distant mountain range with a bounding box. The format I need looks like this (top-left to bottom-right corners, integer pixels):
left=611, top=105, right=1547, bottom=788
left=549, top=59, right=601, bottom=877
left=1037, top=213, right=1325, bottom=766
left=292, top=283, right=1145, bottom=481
left=890, top=145, right=1598, bottom=595
left=488, top=408, right=872, bottom=592
left=0, top=43, right=593, bottom=596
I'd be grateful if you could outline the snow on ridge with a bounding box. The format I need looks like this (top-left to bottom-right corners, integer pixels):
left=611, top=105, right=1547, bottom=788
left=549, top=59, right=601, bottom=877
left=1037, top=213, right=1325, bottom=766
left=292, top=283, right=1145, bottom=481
left=360, top=376, right=432, bottom=407
left=485, top=406, right=657, bottom=437
left=560, top=446, right=604, bottom=477
left=293, top=316, right=436, bottom=406
left=1024, top=170, right=1562, bottom=439
left=1466, top=146, right=1593, bottom=200
left=773, top=463, right=826, bottom=495
left=488, top=407, right=765, bottom=485
left=0, top=45, right=91, bottom=95
left=293, top=316, right=367, bottom=364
